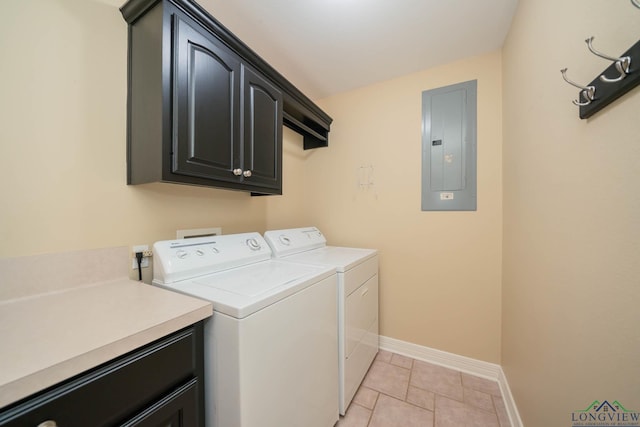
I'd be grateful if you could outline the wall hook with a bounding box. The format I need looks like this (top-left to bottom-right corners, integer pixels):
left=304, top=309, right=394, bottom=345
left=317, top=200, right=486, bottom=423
left=560, top=68, right=596, bottom=105
left=585, top=36, right=631, bottom=82
left=632, top=0, right=640, bottom=9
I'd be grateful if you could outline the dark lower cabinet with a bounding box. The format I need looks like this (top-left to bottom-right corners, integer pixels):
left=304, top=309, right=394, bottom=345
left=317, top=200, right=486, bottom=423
left=0, top=322, right=205, bottom=427
left=121, top=379, right=199, bottom=427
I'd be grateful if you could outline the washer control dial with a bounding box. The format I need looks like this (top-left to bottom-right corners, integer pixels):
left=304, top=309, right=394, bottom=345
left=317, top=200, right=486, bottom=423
left=279, top=235, right=291, bottom=246
left=176, top=249, right=188, bottom=259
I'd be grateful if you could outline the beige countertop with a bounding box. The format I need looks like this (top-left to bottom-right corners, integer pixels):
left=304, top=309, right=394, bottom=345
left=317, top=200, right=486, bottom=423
left=0, top=279, right=212, bottom=409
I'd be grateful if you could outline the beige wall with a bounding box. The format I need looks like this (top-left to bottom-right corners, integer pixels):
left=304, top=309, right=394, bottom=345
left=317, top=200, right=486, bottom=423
left=265, top=128, right=314, bottom=229
left=308, top=52, right=504, bottom=363
left=0, top=0, right=274, bottom=267
left=502, top=0, right=640, bottom=424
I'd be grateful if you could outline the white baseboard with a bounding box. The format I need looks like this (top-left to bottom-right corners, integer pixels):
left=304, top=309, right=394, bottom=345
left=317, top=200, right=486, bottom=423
left=379, top=335, right=523, bottom=427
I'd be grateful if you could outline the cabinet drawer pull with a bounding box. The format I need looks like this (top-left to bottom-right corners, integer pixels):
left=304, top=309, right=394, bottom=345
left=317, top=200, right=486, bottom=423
left=233, top=168, right=243, bottom=176
left=37, top=421, right=58, bottom=427
left=243, top=170, right=252, bottom=177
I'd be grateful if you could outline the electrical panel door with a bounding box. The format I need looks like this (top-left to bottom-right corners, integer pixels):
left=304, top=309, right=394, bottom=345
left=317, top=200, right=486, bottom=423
left=421, top=80, right=477, bottom=211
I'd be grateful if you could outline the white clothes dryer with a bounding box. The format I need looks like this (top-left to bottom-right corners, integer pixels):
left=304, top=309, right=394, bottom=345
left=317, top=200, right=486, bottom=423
left=153, top=232, right=338, bottom=427
left=263, top=227, right=379, bottom=415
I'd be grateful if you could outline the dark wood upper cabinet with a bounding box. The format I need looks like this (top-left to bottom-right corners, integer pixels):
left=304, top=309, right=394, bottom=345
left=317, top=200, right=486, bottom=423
left=172, top=15, right=242, bottom=184
left=121, top=0, right=329, bottom=195
left=241, top=65, right=283, bottom=191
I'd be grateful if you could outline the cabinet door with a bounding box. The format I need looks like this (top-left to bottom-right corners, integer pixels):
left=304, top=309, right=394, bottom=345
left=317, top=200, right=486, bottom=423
left=172, top=14, right=241, bottom=183
left=121, top=379, right=200, bottom=427
left=241, top=65, right=283, bottom=192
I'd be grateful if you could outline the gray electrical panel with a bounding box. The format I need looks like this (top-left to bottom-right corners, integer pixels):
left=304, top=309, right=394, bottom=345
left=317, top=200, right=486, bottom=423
left=421, top=80, right=477, bottom=211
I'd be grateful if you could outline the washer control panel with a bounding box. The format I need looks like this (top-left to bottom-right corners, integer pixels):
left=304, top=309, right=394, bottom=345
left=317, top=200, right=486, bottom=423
left=153, top=232, right=271, bottom=284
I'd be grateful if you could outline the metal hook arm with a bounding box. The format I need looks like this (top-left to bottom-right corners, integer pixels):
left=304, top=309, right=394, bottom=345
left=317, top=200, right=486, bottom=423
left=572, top=90, right=593, bottom=106
left=561, top=68, right=596, bottom=106
left=600, top=61, right=627, bottom=83
left=560, top=68, right=592, bottom=92
left=585, top=37, right=625, bottom=63
left=632, top=0, right=640, bottom=9
left=585, top=36, right=631, bottom=77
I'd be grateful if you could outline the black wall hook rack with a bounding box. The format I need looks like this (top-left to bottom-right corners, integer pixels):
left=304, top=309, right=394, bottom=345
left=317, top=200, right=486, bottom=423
left=578, top=39, right=640, bottom=119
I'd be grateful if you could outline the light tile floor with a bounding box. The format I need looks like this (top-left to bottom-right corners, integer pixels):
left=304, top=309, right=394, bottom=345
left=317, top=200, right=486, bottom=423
left=336, top=350, right=511, bottom=427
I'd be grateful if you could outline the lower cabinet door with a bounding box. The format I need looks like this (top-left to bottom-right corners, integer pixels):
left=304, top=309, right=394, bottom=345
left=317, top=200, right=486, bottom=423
left=121, top=379, right=200, bottom=427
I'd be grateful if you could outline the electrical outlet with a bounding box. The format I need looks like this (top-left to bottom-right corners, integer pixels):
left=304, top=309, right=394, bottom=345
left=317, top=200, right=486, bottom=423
left=133, top=244, right=149, bottom=253
left=132, top=258, right=149, bottom=269
left=132, top=244, right=150, bottom=270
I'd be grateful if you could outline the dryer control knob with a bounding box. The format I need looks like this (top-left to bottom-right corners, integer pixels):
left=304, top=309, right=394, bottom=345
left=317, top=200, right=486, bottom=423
left=196, top=249, right=205, bottom=256
left=246, top=238, right=261, bottom=251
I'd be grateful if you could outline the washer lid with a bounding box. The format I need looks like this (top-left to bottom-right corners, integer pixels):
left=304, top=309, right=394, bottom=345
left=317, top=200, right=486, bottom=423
left=155, top=260, right=335, bottom=319
left=277, top=246, right=377, bottom=272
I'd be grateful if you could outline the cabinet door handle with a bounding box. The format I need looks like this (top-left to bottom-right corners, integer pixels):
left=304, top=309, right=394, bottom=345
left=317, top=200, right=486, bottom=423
left=243, top=170, right=252, bottom=178
left=37, top=421, right=58, bottom=427
left=232, top=168, right=243, bottom=176
left=361, top=287, right=369, bottom=297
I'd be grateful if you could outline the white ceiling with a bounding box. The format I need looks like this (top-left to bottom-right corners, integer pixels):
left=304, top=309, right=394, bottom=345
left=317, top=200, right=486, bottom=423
left=198, top=0, right=520, bottom=99
left=113, top=0, right=520, bottom=100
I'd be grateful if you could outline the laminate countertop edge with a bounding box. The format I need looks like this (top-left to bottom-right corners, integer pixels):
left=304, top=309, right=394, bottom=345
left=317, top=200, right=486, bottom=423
left=0, top=279, right=213, bottom=409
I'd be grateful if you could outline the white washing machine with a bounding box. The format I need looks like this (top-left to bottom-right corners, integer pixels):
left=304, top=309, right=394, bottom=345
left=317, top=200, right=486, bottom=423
left=263, top=227, right=379, bottom=415
left=152, top=232, right=338, bottom=427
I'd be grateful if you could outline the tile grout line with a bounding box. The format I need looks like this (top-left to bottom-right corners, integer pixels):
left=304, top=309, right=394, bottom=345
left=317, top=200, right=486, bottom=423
left=351, top=352, right=504, bottom=427
left=380, top=335, right=517, bottom=426
left=395, top=355, right=439, bottom=426
left=366, top=389, right=379, bottom=427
